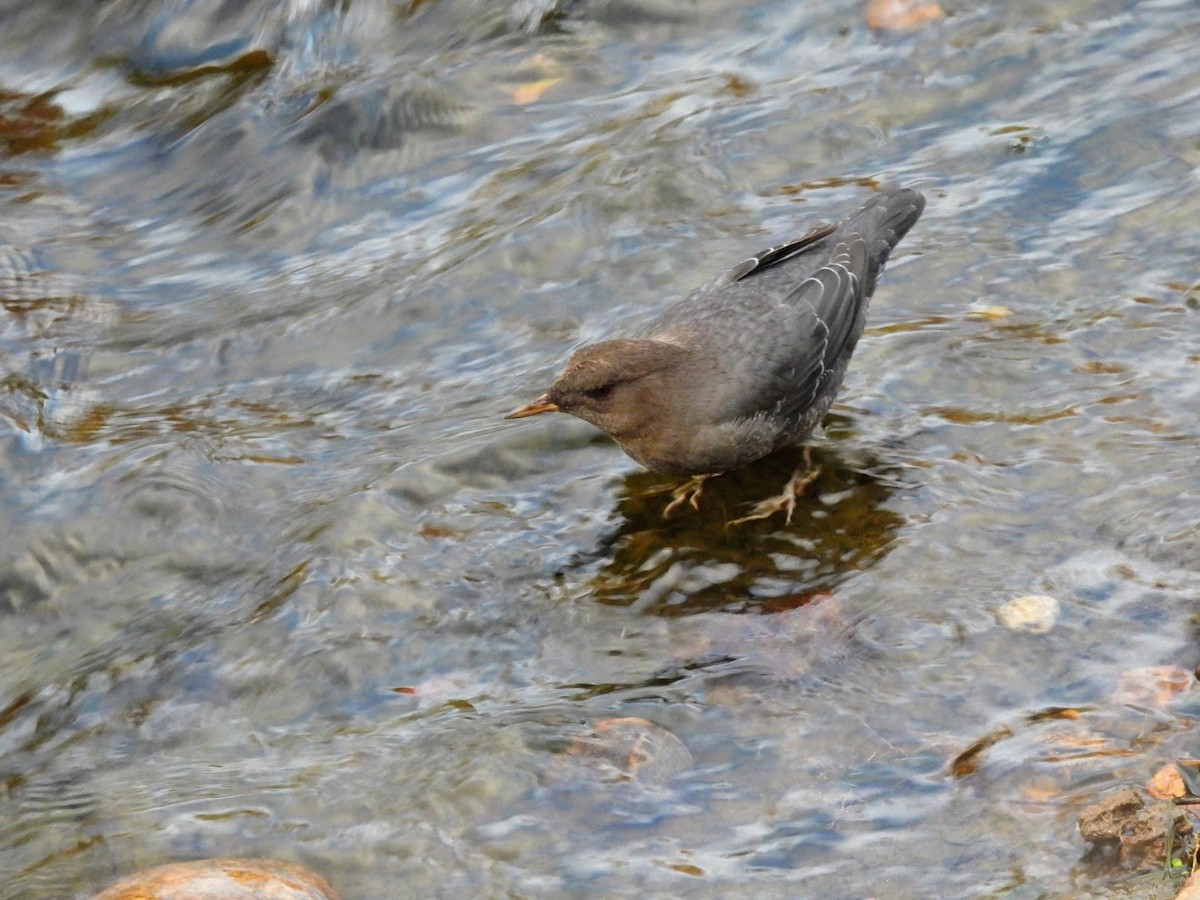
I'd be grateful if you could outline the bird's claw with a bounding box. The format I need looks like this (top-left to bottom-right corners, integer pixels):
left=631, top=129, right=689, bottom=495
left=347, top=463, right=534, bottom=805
left=662, top=474, right=713, bottom=518
left=730, top=466, right=820, bottom=526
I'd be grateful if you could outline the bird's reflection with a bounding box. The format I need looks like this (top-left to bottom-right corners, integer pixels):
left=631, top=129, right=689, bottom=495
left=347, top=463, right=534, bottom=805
left=581, top=442, right=905, bottom=616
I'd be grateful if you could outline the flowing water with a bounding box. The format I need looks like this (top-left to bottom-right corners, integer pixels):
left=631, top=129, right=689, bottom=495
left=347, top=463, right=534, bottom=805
left=1, top=0, right=1199, bottom=897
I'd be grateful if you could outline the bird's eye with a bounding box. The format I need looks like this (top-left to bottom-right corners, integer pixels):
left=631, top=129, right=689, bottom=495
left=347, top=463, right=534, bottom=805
left=583, top=383, right=614, bottom=401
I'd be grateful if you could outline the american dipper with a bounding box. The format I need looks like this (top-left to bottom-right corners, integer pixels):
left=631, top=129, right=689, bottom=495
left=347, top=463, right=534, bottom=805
left=507, top=187, right=925, bottom=523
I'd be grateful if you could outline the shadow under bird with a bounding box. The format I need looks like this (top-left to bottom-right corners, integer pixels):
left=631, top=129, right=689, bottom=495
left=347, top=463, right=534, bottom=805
left=507, top=187, right=926, bottom=523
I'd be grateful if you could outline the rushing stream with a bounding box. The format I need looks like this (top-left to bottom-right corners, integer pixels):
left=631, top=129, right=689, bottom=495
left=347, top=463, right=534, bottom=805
left=1, top=1, right=1199, bottom=897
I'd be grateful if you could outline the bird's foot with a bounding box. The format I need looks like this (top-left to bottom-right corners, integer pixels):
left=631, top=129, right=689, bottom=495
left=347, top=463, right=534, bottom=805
left=662, top=474, right=715, bottom=518
left=730, top=464, right=821, bottom=527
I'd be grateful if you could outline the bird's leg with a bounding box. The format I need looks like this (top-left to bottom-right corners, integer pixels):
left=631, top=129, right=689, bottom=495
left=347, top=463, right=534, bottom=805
left=731, top=448, right=820, bottom=527
left=662, top=473, right=715, bottom=518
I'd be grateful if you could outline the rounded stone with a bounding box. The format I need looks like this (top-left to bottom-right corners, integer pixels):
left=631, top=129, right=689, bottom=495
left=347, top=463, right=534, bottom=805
left=997, top=594, right=1060, bottom=634
left=93, top=857, right=342, bottom=900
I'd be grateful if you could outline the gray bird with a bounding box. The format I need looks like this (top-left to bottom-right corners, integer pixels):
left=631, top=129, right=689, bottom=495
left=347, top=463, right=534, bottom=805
left=507, top=188, right=926, bottom=523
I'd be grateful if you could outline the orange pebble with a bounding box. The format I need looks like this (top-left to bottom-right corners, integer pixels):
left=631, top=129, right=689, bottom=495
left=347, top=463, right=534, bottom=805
left=94, top=858, right=341, bottom=900
left=866, top=0, right=945, bottom=31
left=1146, top=763, right=1187, bottom=801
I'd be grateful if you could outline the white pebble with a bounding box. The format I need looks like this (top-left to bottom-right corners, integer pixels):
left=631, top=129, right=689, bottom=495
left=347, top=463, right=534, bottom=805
left=998, top=594, right=1060, bottom=634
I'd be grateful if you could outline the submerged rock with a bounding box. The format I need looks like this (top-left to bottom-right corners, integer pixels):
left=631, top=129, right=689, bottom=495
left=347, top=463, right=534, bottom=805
left=93, top=857, right=342, bottom=900
left=997, top=594, right=1060, bottom=634
left=1077, top=789, right=1191, bottom=871
left=555, top=716, right=693, bottom=786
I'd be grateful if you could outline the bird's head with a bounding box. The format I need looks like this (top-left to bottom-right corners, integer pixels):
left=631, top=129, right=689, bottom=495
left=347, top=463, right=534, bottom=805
left=506, top=338, right=692, bottom=442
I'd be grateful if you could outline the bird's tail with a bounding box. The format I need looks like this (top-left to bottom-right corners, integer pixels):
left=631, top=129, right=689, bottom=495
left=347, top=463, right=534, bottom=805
left=847, top=188, right=926, bottom=294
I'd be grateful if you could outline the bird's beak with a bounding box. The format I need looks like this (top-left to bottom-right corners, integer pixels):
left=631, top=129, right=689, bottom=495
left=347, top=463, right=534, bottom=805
left=505, top=393, right=559, bottom=419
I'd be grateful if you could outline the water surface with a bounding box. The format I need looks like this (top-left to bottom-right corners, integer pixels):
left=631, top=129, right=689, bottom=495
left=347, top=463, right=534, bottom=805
left=1, top=0, right=1199, bottom=897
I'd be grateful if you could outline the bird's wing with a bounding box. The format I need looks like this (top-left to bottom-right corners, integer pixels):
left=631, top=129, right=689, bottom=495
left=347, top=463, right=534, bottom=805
left=647, top=189, right=924, bottom=428
left=712, top=224, right=838, bottom=287
left=717, top=235, right=870, bottom=424
left=648, top=223, right=839, bottom=336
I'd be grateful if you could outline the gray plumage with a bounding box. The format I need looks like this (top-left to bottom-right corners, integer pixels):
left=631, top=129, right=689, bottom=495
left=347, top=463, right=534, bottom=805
left=507, top=188, right=926, bottom=477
